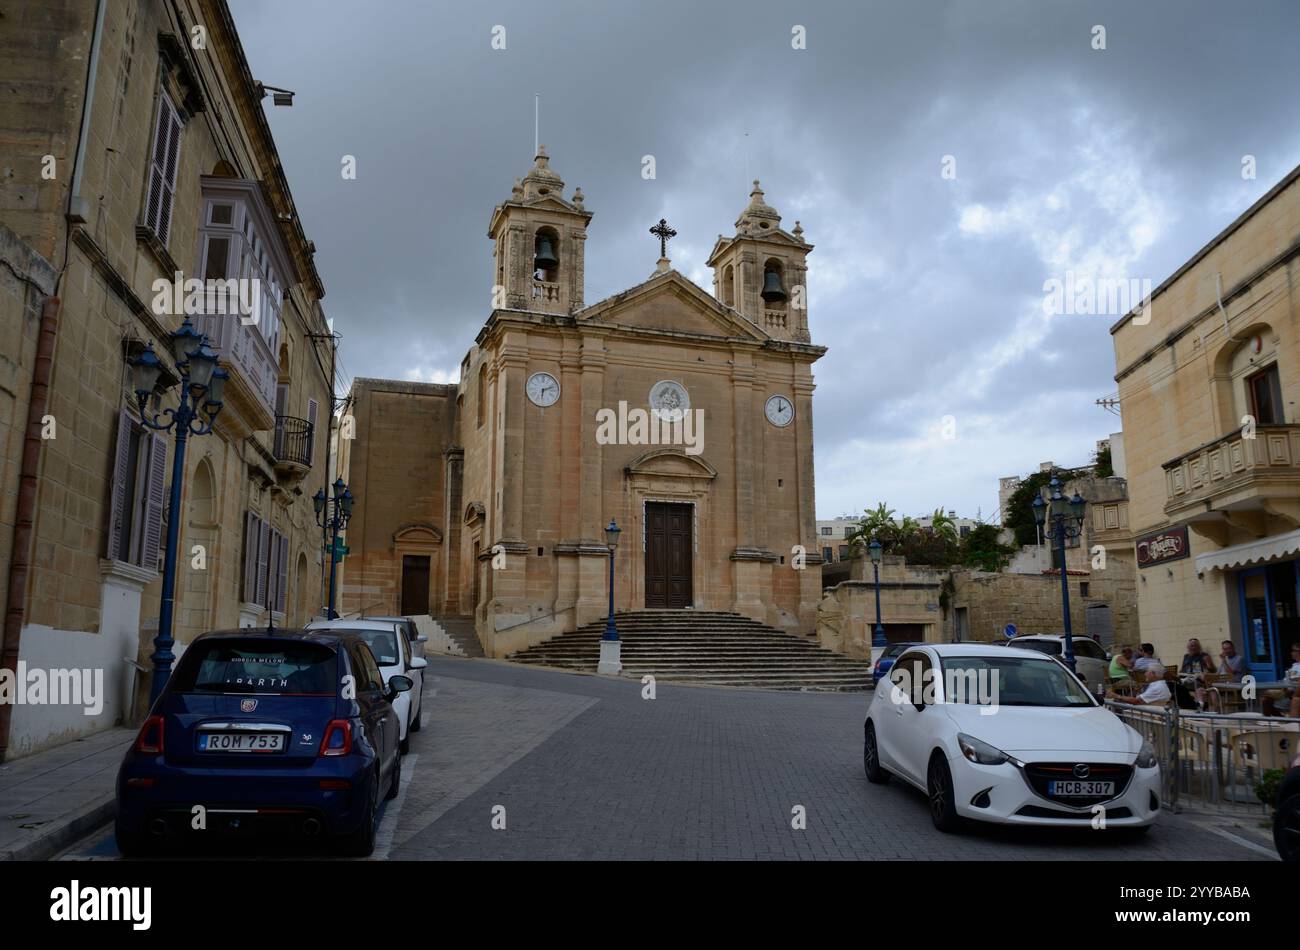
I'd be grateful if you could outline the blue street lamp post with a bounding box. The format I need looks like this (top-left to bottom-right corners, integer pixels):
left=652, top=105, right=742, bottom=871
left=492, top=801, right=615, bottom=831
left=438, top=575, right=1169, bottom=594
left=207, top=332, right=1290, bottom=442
left=869, top=538, right=887, bottom=649
left=129, top=319, right=226, bottom=706
left=597, top=519, right=622, bottom=675
left=1032, top=476, right=1087, bottom=675
left=313, top=478, right=354, bottom=620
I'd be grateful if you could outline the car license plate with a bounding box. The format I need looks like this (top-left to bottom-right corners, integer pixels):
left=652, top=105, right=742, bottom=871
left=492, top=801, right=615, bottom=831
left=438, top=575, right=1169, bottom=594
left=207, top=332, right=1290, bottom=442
left=1048, top=780, right=1114, bottom=797
left=198, top=732, right=285, bottom=753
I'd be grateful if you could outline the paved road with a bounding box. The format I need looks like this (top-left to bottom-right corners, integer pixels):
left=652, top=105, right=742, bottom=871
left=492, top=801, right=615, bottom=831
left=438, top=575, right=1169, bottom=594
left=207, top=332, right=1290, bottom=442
left=58, top=657, right=1277, bottom=860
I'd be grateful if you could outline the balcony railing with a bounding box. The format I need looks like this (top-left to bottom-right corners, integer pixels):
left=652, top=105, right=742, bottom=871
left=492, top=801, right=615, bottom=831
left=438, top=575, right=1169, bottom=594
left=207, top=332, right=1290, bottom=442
left=273, top=414, right=314, bottom=475
left=531, top=280, right=560, bottom=303
left=1163, top=423, right=1300, bottom=515
left=764, top=310, right=788, bottom=330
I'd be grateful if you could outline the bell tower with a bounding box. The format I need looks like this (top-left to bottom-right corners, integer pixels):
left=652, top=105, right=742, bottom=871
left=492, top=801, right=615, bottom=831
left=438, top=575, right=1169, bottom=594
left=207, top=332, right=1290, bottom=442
left=706, top=181, right=812, bottom=342
left=487, top=146, right=593, bottom=315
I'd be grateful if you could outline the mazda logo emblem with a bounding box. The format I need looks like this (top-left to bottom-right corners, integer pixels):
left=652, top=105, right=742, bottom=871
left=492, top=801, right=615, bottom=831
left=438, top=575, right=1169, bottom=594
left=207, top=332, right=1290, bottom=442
left=1073, top=763, right=1090, bottom=779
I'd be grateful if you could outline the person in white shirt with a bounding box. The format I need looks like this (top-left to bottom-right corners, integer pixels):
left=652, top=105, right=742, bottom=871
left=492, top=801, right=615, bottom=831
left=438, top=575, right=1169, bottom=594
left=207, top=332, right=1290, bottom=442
left=1108, top=668, right=1171, bottom=707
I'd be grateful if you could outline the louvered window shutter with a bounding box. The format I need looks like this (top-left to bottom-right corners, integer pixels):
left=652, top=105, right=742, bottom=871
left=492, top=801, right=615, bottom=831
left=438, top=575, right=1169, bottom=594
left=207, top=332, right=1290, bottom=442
left=275, top=531, right=289, bottom=614
left=242, top=511, right=258, bottom=602
left=256, top=518, right=270, bottom=607
left=306, top=398, right=318, bottom=464
left=108, top=410, right=133, bottom=560
left=145, top=92, right=182, bottom=244
left=140, top=432, right=168, bottom=570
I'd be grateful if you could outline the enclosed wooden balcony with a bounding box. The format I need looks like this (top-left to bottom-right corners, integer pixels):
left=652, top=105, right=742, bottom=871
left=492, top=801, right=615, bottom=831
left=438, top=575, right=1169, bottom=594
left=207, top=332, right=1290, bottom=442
left=1163, top=424, right=1300, bottom=530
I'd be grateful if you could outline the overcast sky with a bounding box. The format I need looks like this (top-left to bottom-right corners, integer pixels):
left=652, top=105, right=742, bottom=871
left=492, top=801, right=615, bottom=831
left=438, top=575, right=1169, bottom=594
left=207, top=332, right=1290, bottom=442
left=229, top=0, right=1300, bottom=522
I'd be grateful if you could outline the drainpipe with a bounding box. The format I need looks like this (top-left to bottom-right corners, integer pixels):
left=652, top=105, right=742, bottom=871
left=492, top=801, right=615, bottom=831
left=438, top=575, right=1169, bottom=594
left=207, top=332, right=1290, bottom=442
left=0, top=298, right=61, bottom=762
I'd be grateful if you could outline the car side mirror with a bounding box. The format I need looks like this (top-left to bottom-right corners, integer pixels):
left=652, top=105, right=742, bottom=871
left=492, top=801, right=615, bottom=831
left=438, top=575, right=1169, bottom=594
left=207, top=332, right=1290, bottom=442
left=385, top=674, right=414, bottom=700
left=416, top=634, right=429, bottom=643
left=410, top=656, right=428, bottom=670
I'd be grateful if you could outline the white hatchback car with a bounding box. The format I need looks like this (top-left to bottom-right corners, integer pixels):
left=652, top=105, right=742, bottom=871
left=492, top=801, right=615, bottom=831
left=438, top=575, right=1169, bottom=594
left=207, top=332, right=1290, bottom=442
left=863, top=643, right=1160, bottom=833
left=307, top=619, right=426, bottom=753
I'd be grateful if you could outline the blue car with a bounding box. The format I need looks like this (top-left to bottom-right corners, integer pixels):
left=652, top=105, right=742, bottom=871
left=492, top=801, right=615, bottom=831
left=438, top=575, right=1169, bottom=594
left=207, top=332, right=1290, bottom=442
left=114, top=629, right=410, bottom=857
left=872, top=642, right=920, bottom=685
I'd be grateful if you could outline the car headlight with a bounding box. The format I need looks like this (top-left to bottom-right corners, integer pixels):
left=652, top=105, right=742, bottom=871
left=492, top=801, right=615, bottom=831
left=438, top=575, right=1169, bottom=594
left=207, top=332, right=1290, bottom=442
left=1135, top=740, right=1158, bottom=769
left=957, top=733, right=1011, bottom=766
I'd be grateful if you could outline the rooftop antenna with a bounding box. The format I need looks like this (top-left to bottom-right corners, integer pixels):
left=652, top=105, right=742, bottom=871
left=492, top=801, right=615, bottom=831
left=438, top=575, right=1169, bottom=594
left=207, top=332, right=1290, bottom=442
left=534, top=93, right=539, bottom=156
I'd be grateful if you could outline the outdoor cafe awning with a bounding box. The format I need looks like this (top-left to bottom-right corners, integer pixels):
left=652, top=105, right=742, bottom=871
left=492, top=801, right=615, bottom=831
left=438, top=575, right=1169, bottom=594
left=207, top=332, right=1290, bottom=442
left=1194, top=526, right=1300, bottom=573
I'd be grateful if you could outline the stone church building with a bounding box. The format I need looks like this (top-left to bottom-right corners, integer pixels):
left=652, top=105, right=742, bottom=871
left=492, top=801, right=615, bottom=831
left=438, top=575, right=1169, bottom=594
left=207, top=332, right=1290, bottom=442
left=341, top=149, right=826, bottom=657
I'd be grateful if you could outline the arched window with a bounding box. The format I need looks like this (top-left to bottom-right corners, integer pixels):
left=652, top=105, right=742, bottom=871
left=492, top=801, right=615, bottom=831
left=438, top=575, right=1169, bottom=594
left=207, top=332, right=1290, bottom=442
left=477, top=364, right=488, bottom=429
left=723, top=264, right=736, bottom=308
left=762, top=258, right=788, bottom=310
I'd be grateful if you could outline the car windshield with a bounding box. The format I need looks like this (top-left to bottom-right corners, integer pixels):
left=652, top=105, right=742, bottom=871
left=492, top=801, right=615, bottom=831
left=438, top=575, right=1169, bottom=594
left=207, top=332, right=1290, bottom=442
left=885, top=644, right=913, bottom=658
left=939, top=655, right=1095, bottom=707
left=174, top=641, right=337, bottom=694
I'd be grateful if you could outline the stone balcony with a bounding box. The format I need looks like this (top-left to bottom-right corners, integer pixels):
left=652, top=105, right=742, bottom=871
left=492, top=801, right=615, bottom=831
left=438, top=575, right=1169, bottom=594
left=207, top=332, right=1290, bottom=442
left=1163, top=424, right=1300, bottom=533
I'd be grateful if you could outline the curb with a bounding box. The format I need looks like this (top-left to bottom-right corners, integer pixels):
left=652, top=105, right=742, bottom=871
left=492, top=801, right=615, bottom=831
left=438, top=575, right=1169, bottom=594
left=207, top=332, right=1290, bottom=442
left=0, top=795, right=116, bottom=862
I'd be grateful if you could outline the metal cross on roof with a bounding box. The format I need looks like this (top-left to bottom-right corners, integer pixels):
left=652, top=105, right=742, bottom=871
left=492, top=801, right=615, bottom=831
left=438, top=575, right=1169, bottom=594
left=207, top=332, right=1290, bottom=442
left=650, top=218, right=677, bottom=258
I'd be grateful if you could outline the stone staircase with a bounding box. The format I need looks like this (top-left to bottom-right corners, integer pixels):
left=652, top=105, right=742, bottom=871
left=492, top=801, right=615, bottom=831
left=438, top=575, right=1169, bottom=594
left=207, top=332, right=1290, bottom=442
left=507, top=610, right=872, bottom=691
left=432, top=615, right=486, bottom=658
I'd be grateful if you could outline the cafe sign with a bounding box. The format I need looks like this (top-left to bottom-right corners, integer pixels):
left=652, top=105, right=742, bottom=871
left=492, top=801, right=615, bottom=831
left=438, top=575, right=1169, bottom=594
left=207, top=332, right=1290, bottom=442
left=1136, top=525, right=1189, bottom=568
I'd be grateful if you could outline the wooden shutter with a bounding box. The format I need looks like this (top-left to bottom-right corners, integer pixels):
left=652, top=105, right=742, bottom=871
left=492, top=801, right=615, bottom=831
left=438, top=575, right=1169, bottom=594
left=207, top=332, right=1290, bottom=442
left=145, top=92, right=182, bottom=244
left=140, top=432, right=168, bottom=570
left=306, top=398, right=318, bottom=464
left=108, top=410, right=134, bottom=560
left=242, top=511, right=258, bottom=602
left=255, top=518, right=270, bottom=607
left=275, top=531, right=289, bottom=614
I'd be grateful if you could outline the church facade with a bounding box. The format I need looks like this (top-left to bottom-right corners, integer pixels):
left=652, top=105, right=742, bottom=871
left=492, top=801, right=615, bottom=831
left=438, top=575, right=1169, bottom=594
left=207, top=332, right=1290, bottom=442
left=340, top=149, right=826, bottom=657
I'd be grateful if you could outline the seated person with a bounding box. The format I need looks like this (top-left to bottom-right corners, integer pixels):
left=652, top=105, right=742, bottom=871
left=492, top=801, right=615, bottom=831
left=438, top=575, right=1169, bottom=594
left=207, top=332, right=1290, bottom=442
left=1108, top=667, right=1171, bottom=707
left=1217, top=640, right=1244, bottom=682
left=1267, top=643, right=1300, bottom=717
left=1181, top=638, right=1214, bottom=676
left=1133, top=643, right=1164, bottom=675
left=1109, top=645, right=1135, bottom=681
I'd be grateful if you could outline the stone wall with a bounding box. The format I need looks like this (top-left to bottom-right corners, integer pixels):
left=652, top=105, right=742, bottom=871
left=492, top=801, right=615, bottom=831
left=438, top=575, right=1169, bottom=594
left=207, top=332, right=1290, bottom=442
left=816, top=556, right=944, bottom=658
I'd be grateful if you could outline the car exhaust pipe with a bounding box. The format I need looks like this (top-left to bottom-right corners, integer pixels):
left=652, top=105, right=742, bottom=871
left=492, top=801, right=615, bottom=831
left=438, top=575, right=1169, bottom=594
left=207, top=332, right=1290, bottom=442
left=302, top=818, right=322, bottom=836
left=149, top=818, right=169, bottom=837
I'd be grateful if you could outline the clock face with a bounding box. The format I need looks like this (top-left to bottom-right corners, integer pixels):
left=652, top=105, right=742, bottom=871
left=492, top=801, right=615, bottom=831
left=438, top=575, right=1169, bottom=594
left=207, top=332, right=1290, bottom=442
left=526, top=372, right=560, bottom=407
left=649, top=380, right=690, bottom=422
left=765, top=394, right=794, bottom=427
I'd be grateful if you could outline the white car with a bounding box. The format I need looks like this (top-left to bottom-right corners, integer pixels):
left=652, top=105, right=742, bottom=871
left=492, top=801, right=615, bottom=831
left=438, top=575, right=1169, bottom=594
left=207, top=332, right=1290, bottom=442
left=863, top=643, right=1161, bottom=832
left=307, top=619, right=426, bottom=753
left=1004, top=634, right=1111, bottom=692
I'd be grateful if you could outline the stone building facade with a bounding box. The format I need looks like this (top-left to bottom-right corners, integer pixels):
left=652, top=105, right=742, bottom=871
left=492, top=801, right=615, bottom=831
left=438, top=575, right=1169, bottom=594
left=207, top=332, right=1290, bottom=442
left=0, top=0, right=336, bottom=759
left=342, top=151, right=826, bottom=656
left=1111, top=162, right=1300, bottom=680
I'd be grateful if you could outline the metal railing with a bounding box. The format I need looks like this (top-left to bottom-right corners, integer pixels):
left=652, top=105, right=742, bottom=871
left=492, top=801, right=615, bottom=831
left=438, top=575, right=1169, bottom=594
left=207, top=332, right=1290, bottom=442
left=272, top=414, right=313, bottom=468
left=1106, top=701, right=1298, bottom=815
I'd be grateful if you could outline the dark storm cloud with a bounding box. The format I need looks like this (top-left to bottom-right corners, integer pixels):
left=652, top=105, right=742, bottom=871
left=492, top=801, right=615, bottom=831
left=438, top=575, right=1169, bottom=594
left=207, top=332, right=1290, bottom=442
left=228, top=0, right=1300, bottom=520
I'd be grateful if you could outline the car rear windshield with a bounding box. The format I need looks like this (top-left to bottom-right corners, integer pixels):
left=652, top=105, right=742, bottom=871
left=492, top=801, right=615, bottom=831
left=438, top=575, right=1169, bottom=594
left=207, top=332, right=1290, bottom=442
left=939, top=655, right=1095, bottom=707
left=335, top=629, right=401, bottom=666
left=173, top=641, right=337, bottom=694
left=1008, top=639, right=1062, bottom=656
left=885, top=643, right=914, bottom=658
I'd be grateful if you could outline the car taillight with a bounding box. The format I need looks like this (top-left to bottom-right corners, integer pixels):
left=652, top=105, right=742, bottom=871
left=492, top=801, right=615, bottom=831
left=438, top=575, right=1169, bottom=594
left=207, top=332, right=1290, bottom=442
left=135, top=715, right=165, bottom=755
left=319, top=719, right=352, bottom=757
left=873, top=660, right=881, bottom=673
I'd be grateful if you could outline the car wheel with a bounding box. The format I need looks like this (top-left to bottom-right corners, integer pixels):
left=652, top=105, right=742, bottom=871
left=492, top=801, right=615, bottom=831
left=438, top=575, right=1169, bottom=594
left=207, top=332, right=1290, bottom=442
left=399, top=729, right=410, bottom=755
left=1275, top=793, right=1300, bottom=862
left=338, top=771, right=378, bottom=857
left=863, top=722, right=889, bottom=784
left=927, top=753, right=964, bottom=833
left=386, top=749, right=402, bottom=801
left=114, top=815, right=152, bottom=858
left=409, top=700, right=422, bottom=733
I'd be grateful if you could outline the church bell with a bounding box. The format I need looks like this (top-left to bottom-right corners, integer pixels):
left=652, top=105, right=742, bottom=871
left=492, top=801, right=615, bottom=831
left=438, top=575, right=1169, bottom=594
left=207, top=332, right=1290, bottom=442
left=761, top=268, right=787, bottom=303
left=534, top=234, right=559, bottom=271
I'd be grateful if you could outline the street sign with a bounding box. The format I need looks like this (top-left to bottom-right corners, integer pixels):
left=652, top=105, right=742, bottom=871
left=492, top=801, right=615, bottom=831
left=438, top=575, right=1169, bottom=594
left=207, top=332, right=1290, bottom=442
left=332, top=537, right=349, bottom=564
left=1004, top=623, right=1017, bottom=639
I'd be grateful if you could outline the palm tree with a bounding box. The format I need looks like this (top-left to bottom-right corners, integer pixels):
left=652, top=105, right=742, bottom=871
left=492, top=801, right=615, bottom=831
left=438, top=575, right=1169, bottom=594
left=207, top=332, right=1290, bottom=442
left=927, top=507, right=958, bottom=542
left=846, top=503, right=896, bottom=554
